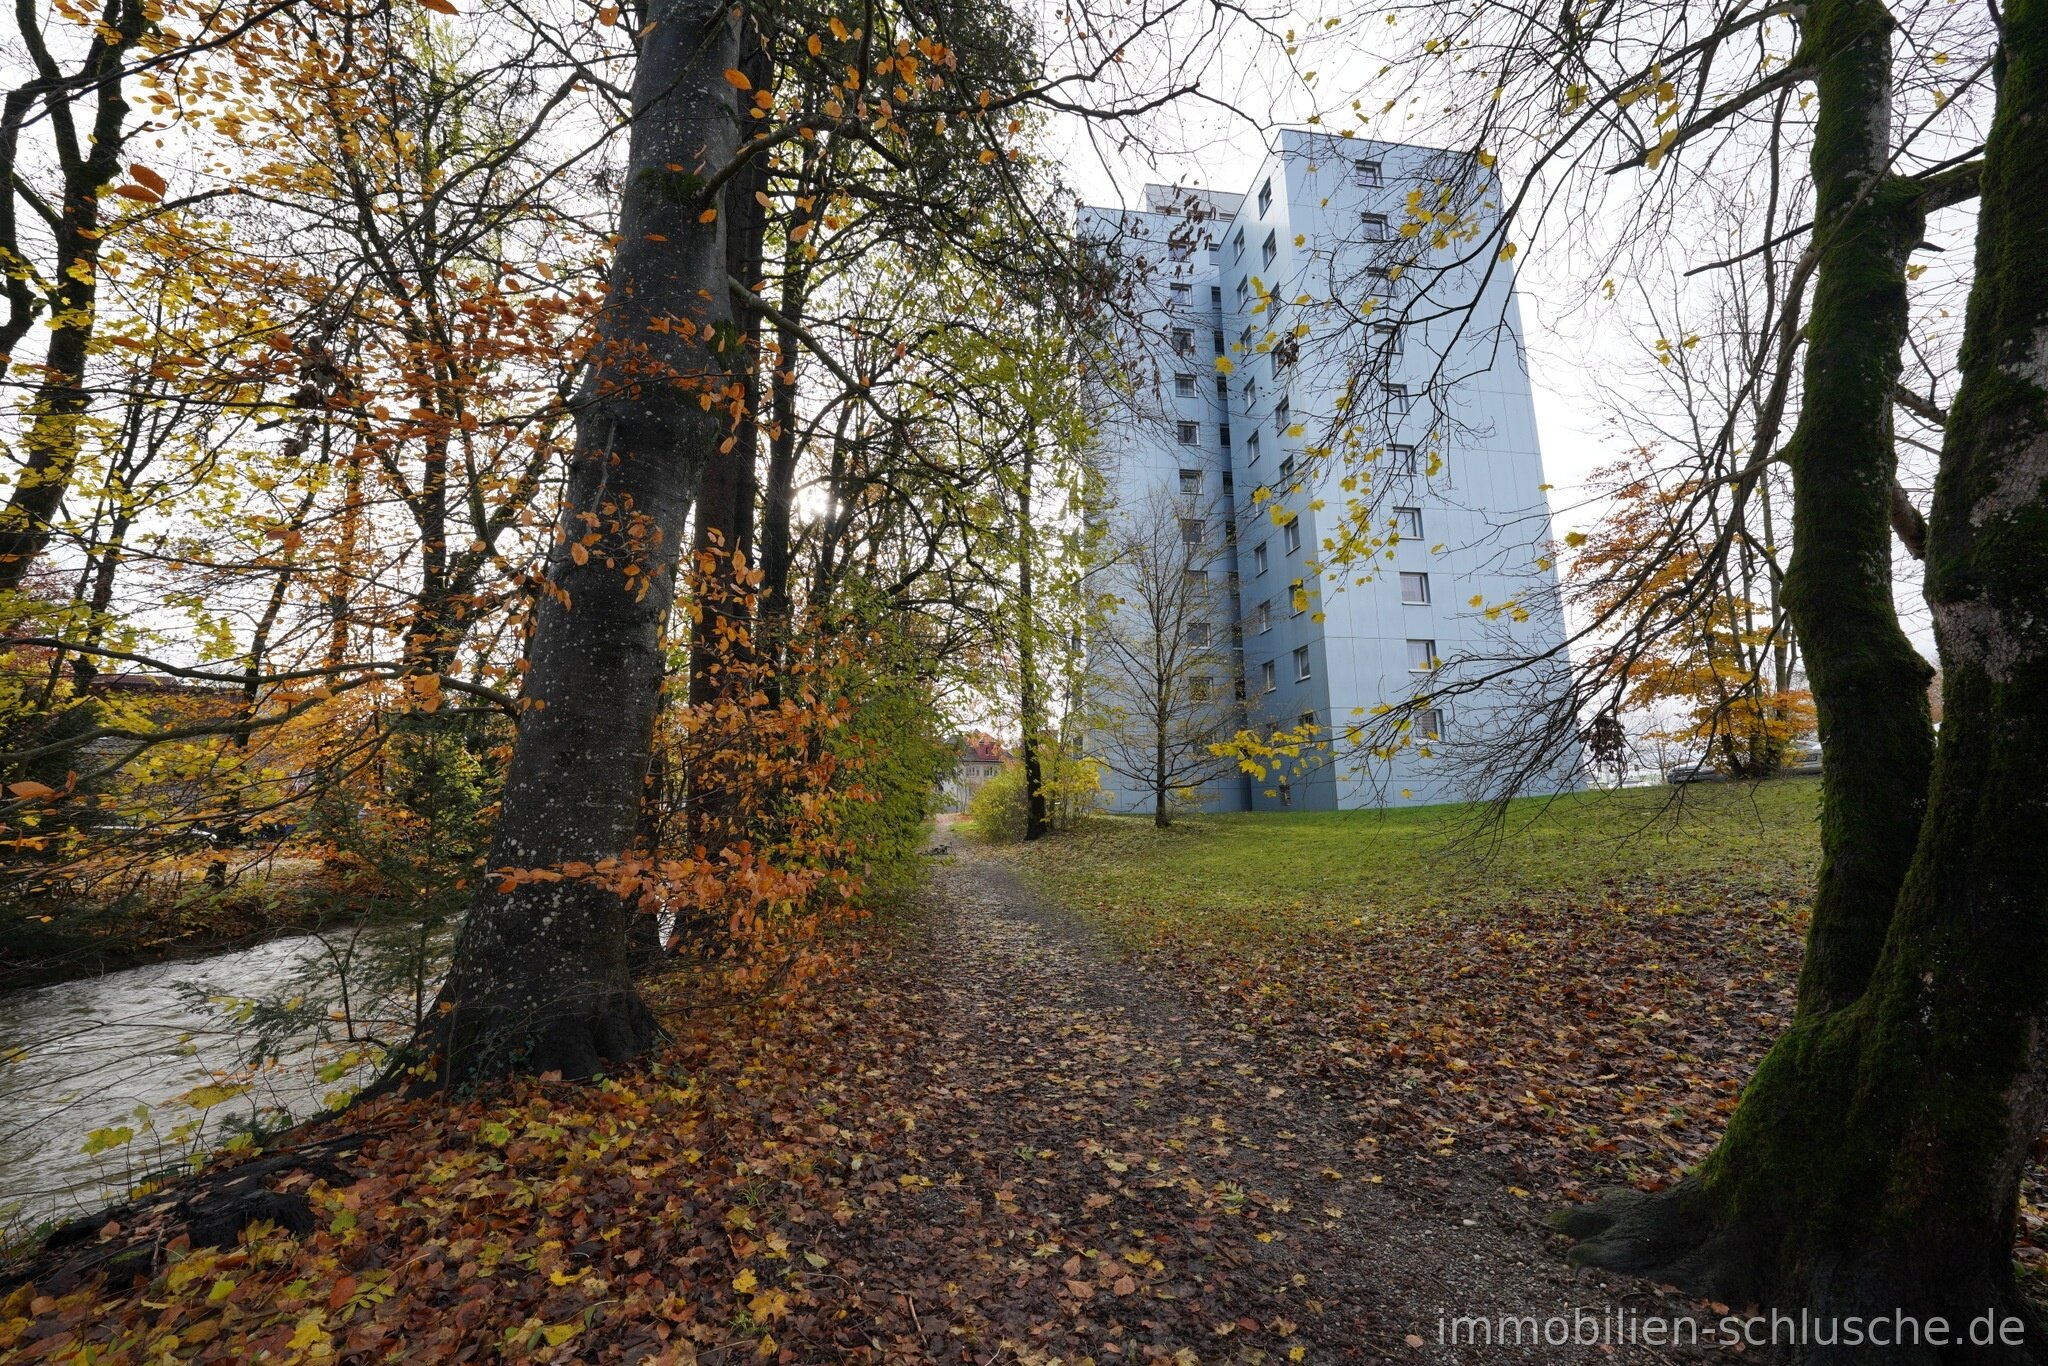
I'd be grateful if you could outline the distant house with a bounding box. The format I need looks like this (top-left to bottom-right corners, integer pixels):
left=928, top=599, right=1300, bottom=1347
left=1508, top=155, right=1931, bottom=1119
left=940, top=733, right=1008, bottom=811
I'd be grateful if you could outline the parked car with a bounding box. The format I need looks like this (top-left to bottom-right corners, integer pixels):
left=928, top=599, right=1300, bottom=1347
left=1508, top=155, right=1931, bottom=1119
left=1666, top=741, right=1822, bottom=784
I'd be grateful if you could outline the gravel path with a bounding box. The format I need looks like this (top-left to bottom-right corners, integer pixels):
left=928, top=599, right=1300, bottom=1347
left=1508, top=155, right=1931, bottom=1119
left=857, top=840, right=1728, bottom=1363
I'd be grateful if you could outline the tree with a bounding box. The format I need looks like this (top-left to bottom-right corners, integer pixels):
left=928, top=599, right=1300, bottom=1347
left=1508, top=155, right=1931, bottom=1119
left=424, top=0, right=743, bottom=1084
left=1568, top=448, right=1812, bottom=776
left=1086, top=492, right=1241, bottom=826
left=1558, top=1, right=2048, bottom=1341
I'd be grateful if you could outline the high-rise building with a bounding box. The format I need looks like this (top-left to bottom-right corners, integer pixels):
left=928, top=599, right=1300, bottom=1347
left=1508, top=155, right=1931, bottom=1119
left=1079, top=131, right=1574, bottom=812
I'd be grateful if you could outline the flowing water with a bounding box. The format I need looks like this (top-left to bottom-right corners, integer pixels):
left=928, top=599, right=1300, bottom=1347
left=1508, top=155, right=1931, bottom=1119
left=0, top=936, right=370, bottom=1237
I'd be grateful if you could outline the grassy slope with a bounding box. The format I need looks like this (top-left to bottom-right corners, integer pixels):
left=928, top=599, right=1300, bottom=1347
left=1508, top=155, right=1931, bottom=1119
left=1009, top=780, right=1820, bottom=949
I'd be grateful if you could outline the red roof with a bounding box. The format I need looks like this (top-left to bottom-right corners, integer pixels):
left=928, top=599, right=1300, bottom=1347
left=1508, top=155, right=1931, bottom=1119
left=959, top=734, right=1006, bottom=763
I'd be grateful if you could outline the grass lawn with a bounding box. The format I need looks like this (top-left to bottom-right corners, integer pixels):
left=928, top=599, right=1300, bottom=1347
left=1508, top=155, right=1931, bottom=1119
left=986, top=779, right=1824, bottom=1200
left=1004, top=779, right=1820, bottom=951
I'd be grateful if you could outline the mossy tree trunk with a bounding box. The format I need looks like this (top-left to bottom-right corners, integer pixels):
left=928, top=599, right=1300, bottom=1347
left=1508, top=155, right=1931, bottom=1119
left=1772, top=0, right=1936, bottom=1021
left=1564, top=0, right=2048, bottom=1352
left=425, top=0, right=741, bottom=1086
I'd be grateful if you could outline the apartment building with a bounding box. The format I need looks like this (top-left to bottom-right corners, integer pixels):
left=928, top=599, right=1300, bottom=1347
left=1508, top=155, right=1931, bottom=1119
left=1079, top=130, right=1574, bottom=812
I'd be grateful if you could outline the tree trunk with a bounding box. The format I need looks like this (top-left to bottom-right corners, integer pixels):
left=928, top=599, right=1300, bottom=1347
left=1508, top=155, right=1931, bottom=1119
left=1562, top=3, right=2048, bottom=1350
left=1018, top=440, right=1048, bottom=840
left=426, top=0, right=740, bottom=1086
left=0, top=0, right=144, bottom=592
left=1770, top=0, right=1938, bottom=1022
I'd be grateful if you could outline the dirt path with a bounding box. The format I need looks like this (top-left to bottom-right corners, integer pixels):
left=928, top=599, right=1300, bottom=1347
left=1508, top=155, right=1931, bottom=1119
left=861, top=841, right=1726, bottom=1363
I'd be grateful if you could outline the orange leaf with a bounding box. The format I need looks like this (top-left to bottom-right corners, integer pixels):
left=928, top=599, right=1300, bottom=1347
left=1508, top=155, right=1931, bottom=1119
left=418, top=0, right=458, bottom=12
left=112, top=184, right=160, bottom=204
left=129, top=164, right=167, bottom=195
left=724, top=68, right=752, bottom=90
left=6, top=781, right=56, bottom=799
left=570, top=541, right=590, bottom=565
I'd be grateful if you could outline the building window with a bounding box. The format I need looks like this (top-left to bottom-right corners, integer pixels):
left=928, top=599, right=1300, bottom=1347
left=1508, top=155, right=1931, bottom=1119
left=1414, top=706, right=1445, bottom=739
left=1190, top=674, right=1212, bottom=701
left=1278, top=453, right=1296, bottom=482
left=1253, top=542, right=1268, bottom=575
left=1394, top=505, right=1423, bottom=538
left=1260, top=659, right=1277, bottom=692
left=1356, top=159, right=1383, bottom=187
left=1170, top=281, right=1192, bottom=306
left=1246, top=431, right=1261, bottom=463
left=1407, top=638, right=1438, bottom=671
left=1290, top=577, right=1306, bottom=615
left=1235, top=276, right=1250, bottom=308
left=1210, top=284, right=1222, bottom=307
left=1253, top=600, right=1272, bottom=633
left=1180, top=516, right=1203, bottom=548
left=1221, top=470, right=1234, bottom=493
left=1214, top=375, right=1229, bottom=402
left=1169, top=239, right=1192, bottom=262
left=1172, top=328, right=1194, bottom=356
left=1262, top=230, right=1278, bottom=267
left=1175, top=372, right=1198, bottom=397
left=1284, top=519, right=1302, bottom=554
left=1184, top=568, right=1210, bottom=592
left=1177, top=420, right=1200, bottom=444
left=1220, top=423, right=1232, bottom=448
left=1293, top=645, right=1312, bottom=680
left=1388, top=383, right=1412, bottom=415
left=1377, top=322, right=1404, bottom=355
left=1390, top=443, right=1418, bottom=473
left=1361, top=212, right=1389, bottom=241
left=1232, top=226, right=1245, bottom=260
left=1275, top=395, right=1290, bottom=429
left=1178, top=467, right=1203, bottom=495
left=1400, top=571, right=1430, bottom=604
left=1257, top=178, right=1274, bottom=216
left=1298, top=709, right=1318, bottom=733
left=1190, top=621, right=1211, bottom=645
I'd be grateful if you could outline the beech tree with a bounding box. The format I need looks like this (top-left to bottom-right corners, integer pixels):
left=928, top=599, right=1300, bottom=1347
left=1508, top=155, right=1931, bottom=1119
left=1263, top=0, right=2043, bottom=1338
left=1558, top=1, right=2048, bottom=1341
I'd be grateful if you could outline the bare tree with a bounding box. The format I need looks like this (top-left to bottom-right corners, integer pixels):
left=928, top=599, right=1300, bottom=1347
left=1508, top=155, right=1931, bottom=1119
left=1086, top=492, right=1241, bottom=826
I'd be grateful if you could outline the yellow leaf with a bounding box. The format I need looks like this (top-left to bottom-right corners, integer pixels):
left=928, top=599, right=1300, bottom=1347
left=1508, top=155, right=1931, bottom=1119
left=287, top=1313, right=330, bottom=1351
left=733, top=1267, right=759, bottom=1294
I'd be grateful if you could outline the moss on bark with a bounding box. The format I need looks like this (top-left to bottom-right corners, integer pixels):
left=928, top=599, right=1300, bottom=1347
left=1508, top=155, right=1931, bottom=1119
left=1564, top=0, right=2048, bottom=1351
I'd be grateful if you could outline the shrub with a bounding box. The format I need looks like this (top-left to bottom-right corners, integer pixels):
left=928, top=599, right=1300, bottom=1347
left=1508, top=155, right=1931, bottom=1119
left=966, top=761, right=1030, bottom=843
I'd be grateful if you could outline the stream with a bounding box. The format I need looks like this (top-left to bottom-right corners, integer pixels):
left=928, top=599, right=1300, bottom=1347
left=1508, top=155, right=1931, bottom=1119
left=0, top=935, right=380, bottom=1238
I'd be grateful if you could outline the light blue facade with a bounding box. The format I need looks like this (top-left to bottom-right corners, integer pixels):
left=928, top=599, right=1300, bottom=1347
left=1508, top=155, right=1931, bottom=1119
left=1082, top=132, right=1574, bottom=812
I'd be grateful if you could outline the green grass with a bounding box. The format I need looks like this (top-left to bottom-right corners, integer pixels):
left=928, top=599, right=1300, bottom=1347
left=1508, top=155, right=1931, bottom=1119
left=998, top=779, right=1822, bottom=948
